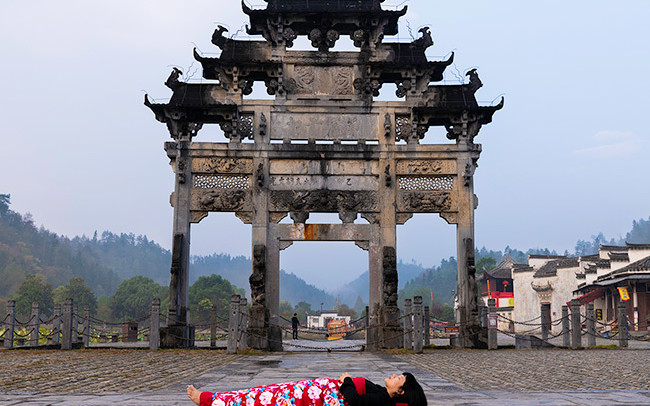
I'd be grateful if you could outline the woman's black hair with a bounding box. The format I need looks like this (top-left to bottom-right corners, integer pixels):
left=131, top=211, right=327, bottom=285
left=396, top=372, right=427, bottom=406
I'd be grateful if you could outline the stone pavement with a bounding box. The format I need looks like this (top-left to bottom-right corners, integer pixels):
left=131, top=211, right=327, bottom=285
left=1, top=344, right=649, bottom=405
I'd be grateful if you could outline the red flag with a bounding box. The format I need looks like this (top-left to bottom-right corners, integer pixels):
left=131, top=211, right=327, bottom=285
left=431, top=290, right=434, bottom=301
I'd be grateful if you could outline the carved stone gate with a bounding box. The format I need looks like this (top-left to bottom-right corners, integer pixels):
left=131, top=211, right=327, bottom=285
left=146, top=0, right=502, bottom=350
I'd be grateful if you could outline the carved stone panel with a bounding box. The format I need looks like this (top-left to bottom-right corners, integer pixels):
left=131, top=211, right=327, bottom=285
left=270, top=113, right=378, bottom=141
left=396, top=159, right=456, bottom=175
left=192, top=158, right=253, bottom=174
left=286, top=66, right=354, bottom=95
left=269, top=175, right=377, bottom=191
left=269, top=190, right=378, bottom=213
left=191, top=189, right=252, bottom=212
left=270, top=159, right=378, bottom=176
left=398, top=191, right=454, bottom=213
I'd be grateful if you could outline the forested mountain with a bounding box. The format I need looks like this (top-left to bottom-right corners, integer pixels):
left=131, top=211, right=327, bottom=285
left=333, top=260, right=428, bottom=305
left=0, top=195, right=119, bottom=297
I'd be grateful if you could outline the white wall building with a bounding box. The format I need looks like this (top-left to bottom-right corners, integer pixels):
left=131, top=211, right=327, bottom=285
left=307, top=310, right=351, bottom=329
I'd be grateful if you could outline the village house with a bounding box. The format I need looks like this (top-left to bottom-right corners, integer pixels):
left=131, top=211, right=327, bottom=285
left=511, top=244, right=650, bottom=335
left=479, top=255, right=516, bottom=331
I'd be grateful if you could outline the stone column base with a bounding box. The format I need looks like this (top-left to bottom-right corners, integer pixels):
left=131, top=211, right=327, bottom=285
left=247, top=305, right=269, bottom=350
left=160, top=324, right=195, bottom=348
left=379, top=305, right=403, bottom=349
left=459, top=324, right=487, bottom=349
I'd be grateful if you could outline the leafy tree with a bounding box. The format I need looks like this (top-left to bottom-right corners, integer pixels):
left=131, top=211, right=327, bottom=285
left=0, top=194, right=10, bottom=215
left=53, top=277, right=98, bottom=315
left=440, top=303, right=455, bottom=322
left=110, top=276, right=166, bottom=320
left=626, top=217, right=650, bottom=244
left=13, top=274, right=53, bottom=318
left=279, top=300, right=294, bottom=321
left=352, top=295, right=366, bottom=319
left=335, top=303, right=357, bottom=319
left=476, top=257, right=496, bottom=274
left=188, top=274, right=245, bottom=323
left=293, top=301, right=311, bottom=323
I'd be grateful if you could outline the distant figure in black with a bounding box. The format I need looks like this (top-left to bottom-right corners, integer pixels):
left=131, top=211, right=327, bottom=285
left=291, top=313, right=300, bottom=339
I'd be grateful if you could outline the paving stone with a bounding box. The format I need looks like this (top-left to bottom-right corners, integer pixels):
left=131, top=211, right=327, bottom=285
left=1, top=348, right=649, bottom=405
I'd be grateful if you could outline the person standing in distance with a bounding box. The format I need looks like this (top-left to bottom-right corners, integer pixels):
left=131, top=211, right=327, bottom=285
left=291, top=313, right=300, bottom=339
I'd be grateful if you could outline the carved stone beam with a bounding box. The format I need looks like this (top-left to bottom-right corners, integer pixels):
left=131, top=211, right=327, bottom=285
left=289, top=211, right=309, bottom=224
left=338, top=211, right=358, bottom=224
left=279, top=241, right=293, bottom=251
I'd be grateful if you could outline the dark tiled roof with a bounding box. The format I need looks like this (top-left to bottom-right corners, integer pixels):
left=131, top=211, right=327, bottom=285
left=512, top=264, right=534, bottom=273
left=579, top=254, right=600, bottom=261
left=611, top=255, right=650, bottom=275
left=584, top=266, right=597, bottom=274
left=484, top=255, right=518, bottom=279
left=599, top=244, right=628, bottom=252
left=534, top=258, right=579, bottom=278
left=596, top=259, right=611, bottom=269
left=529, top=254, right=567, bottom=259
left=626, top=242, right=650, bottom=250
left=608, top=252, right=629, bottom=262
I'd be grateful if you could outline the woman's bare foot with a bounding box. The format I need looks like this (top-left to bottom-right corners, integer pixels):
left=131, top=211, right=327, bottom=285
left=187, top=385, right=201, bottom=405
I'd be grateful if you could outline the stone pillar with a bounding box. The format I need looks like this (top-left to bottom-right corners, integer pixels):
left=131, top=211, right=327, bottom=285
left=378, top=246, right=402, bottom=348
left=487, top=298, right=497, bottom=350
left=366, top=304, right=379, bottom=352
left=164, top=138, right=193, bottom=348
left=540, top=302, right=550, bottom=342
left=561, top=305, right=570, bottom=347
left=248, top=244, right=270, bottom=350
left=72, top=304, right=78, bottom=343
left=227, top=294, right=241, bottom=354
left=239, top=298, right=248, bottom=350
left=479, top=305, right=488, bottom=328
left=413, top=296, right=423, bottom=354
left=455, top=142, right=483, bottom=348
left=423, top=305, right=430, bottom=346
left=4, top=300, right=15, bottom=349
left=29, top=302, right=40, bottom=347
left=83, top=306, right=90, bottom=347
left=150, top=298, right=160, bottom=350
left=365, top=306, right=369, bottom=329
left=586, top=303, right=596, bottom=347
left=210, top=304, right=217, bottom=348
left=403, top=298, right=412, bottom=350
left=367, top=241, right=381, bottom=350
left=617, top=301, right=628, bottom=348
left=62, top=298, right=73, bottom=350
left=266, top=238, right=282, bottom=351
left=570, top=299, right=581, bottom=349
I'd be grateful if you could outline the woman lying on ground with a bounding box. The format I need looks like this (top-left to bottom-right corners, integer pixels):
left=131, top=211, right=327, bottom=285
left=187, top=372, right=426, bottom=406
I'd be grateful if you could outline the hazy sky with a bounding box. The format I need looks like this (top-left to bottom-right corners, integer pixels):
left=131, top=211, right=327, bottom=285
left=1, top=1, right=648, bottom=290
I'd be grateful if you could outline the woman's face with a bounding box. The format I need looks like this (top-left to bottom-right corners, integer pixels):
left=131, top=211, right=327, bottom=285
left=384, top=374, right=406, bottom=395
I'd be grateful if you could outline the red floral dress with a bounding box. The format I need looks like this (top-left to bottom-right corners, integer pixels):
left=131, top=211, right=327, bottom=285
left=199, top=378, right=347, bottom=406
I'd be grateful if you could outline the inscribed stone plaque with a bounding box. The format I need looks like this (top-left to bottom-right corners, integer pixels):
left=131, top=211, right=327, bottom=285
left=396, top=159, right=456, bottom=175
left=269, top=175, right=377, bottom=191
left=271, top=113, right=378, bottom=140
left=270, top=159, right=378, bottom=176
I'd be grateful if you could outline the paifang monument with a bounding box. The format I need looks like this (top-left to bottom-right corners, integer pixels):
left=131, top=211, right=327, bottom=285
left=146, top=0, right=502, bottom=350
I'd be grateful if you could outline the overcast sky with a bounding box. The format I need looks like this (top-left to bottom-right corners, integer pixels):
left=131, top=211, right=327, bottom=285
left=1, top=1, right=648, bottom=290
